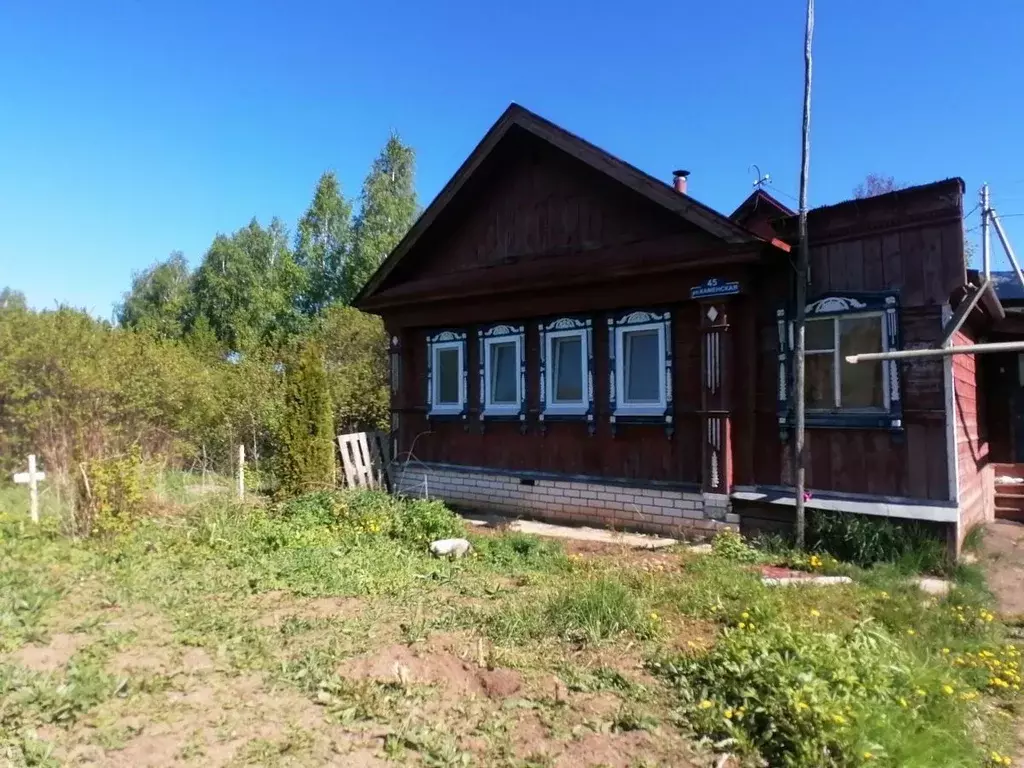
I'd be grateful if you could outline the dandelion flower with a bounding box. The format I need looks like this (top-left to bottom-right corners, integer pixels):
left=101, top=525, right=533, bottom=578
left=898, top=697, right=908, bottom=708
left=906, top=629, right=916, bottom=636
left=698, top=700, right=714, bottom=710
left=724, top=709, right=733, bottom=719
left=863, top=753, right=875, bottom=761
left=810, top=609, right=821, bottom=618
left=942, top=648, right=950, bottom=654
left=741, top=611, right=749, bottom=619
left=942, top=685, right=954, bottom=696
left=649, top=612, right=659, bottom=621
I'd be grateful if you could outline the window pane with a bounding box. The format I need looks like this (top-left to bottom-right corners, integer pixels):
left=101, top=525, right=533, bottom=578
left=624, top=330, right=660, bottom=403
left=840, top=316, right=884, bottom=408
left=806, top=318, right=835, bottom=351
left=805, top=353, right=834, bottom=409
left=489, top=342, right=518, bottom=404
left=437, top=348, right=459, bottom=404
left=553, top=336, right=583, bottom=402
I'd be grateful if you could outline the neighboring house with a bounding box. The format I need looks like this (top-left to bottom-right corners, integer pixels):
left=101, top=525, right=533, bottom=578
left=355, top=103, right=1003, bottom=553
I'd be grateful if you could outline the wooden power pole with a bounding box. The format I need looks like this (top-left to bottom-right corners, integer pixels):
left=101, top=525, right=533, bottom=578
left=794, top=0, right=815, bottom=549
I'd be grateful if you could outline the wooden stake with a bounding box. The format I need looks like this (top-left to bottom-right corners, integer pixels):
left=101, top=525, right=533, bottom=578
left=794, top=0, right=815, bottom=550
left=238, top=444, right=245, bottom=500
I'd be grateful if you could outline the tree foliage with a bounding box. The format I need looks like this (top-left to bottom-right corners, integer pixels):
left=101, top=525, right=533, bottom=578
left=295, top=172, right=352, bottom=314
left=275, top=341, right=335, bottom=497
left=116, top=252, right=191, bottom=338
left=346, top=133, right=418, bottom=302
left=316, top=305, right=388, bottom=432
left=190, top=218, right=306, bottom=352
left=853, top=174, right=904, bottom=199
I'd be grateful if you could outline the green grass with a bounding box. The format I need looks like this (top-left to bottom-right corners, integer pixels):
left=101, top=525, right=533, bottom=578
left=0, top=492, right=1019, bottom=767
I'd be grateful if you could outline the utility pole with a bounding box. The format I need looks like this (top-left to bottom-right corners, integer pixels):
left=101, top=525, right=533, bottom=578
left=793, top=0, right=815, bottom=549
left=981, top=183, right=990, bottom=279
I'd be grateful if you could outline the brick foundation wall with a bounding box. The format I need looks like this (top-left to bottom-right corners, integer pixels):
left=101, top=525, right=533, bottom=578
left=393, top=463, right=739, bottom=538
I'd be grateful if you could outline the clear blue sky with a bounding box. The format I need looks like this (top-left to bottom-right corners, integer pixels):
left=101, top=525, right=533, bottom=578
left=2, top=1, right=1023, bottom=316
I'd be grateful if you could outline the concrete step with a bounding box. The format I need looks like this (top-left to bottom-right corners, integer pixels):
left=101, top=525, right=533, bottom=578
left=996, top=506, right=1024, bottom=521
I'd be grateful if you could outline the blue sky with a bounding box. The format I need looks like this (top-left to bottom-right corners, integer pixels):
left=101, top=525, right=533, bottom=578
left=2, top=0, right=1023, bottom=316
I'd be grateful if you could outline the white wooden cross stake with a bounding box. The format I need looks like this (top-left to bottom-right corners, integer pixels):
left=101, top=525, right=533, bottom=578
left=13, top=454, right=46, bottom=523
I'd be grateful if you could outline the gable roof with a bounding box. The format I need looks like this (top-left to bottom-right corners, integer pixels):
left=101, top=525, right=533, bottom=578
left=730, top=188, right=795, bottom=221
left=354, top=103, right=764, bottom=306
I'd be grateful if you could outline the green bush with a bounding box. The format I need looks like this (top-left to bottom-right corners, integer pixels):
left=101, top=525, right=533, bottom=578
left=75, top=449, right=147, bottom=537
left=274, top=490, right=464, bottom=549
left=710, top=529, right=761, bottom=563
left=809, top=511, right=948, bottom=573
left=275, top=341, right=335, bottom=498
left=657, top=620, right=984, bottom=767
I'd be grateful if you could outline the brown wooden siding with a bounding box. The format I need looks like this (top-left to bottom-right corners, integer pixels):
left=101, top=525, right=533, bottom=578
left=748, top=183, right=964, bottom=501
left=389, top=133, right=718, bottom=288
left=396, top=302, right=705, bottom=484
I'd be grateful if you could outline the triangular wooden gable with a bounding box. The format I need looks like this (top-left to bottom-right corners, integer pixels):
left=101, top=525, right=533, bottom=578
left=355, top=104, right=763, bottom=306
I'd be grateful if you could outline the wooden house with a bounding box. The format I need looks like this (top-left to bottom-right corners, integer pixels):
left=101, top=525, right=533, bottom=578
left=355, top=103, right=1005, bottom=552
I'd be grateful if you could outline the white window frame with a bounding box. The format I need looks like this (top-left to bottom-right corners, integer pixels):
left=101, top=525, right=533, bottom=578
left=429, top=340, right=465, bottom=415
left=804, top=311, right=890, bottom=411
left=544, top=328, right=588, bottom=416
left=483, top=335, right=522, bottom=416
left=614, top=321, right=667, bottom=417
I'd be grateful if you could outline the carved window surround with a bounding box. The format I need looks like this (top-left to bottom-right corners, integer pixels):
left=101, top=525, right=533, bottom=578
left=777, top=292, right=903, bottom=432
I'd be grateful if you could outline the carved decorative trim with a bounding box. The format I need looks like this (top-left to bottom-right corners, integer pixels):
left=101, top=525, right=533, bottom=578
left=777, top=291, right=903, bottom=434
left=426, top=329, right=468, bottom=423
left=539, top=317, right=594, bottom=434
left=478, top=324, right=526, bottom=428
left=608, top=309, right=673, bottom=437
left=807, top=296, right=867, bottom=314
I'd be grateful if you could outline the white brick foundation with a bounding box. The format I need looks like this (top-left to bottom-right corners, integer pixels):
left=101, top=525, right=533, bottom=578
left=393, top=463, right=739, bottom=537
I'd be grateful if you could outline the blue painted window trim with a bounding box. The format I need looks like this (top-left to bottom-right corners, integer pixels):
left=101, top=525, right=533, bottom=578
left=607, top=309, right=674, bottom=436
left=538, top=316, right=595, bottom=433
left=426, top=329, right=468, bottom=423
left=777, top=291, right=903, bottom=432
left=478, top=323, right=526, bottom=424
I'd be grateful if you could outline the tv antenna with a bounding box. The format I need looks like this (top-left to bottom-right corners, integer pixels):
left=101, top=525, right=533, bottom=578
left=749, top=164, right=771, bottom=189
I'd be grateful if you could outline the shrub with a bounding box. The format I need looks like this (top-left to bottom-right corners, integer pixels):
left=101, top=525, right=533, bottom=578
left=710, top=529, right=761, bottom=563
left=657, top=620, right=984, bottom=767
left=273, top=490, right=464, bottom=549
left=275, top=341, right=335, bottom=498
left=75, top=449, right=147, bottom=537
left=809, top=511, right=948, bottom=573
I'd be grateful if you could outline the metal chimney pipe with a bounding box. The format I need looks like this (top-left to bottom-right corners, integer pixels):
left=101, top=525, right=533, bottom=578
left=673, top=169, right=690, bottom=194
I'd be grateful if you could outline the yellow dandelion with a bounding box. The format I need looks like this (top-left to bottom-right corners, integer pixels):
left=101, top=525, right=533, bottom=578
left=698, top=700, right=714, bottom=710
left=741, top=611, right=749, bottom=619
left=810, top=609, right=821, bottom=617
left=724, top=709, right=733, bottom=719
left=916, top=689, right=927, bottom=697
left=738, top=622, right=746, bottom=629
left=863, top=753, right=875, bottom=761
left=898, top=697, right=908, bottom=708
left=832, top=714, right=847, bottom=725
left=942, top=685, right=954, bottom=696
left=942, top=648, right=950, bottom=654
left=649, top=612, right=659, bottom=621
left=906, top=629, right=916, bottom=636
left=796, top=701, right=809, bottom=711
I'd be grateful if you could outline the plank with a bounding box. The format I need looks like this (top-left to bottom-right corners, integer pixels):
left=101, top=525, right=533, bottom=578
left=881, top=233, right=903, bottom=291
left=862, top=237, right=884, bottom=291
left=842, top=240, right=865, bottom=291
left=920, top=225, right=945, bottom=306
left=900, top=228, right=926, bottom=306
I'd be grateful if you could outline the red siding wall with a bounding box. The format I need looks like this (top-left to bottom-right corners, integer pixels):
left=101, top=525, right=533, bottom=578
left=954, top=329, right=992, bottom=533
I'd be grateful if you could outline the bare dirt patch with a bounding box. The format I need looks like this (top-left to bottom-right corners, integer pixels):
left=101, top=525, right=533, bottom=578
left=337, top=642, right=523, bottom=701
left=253, top=592, right=365, bottom=628
left=509, top=711, right=697, bottom=767
left=979, top=521, right=1024, bottom=617
left=11, top=632, right=88, bottom=672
